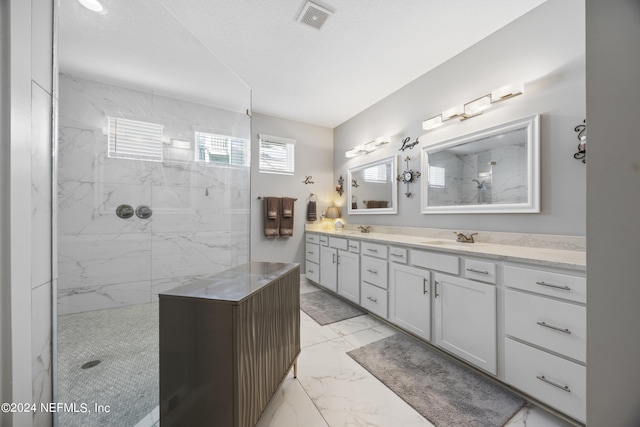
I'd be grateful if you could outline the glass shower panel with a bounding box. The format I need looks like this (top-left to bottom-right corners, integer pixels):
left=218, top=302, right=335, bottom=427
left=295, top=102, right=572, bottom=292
left=56, top=0, right=250, bottom=425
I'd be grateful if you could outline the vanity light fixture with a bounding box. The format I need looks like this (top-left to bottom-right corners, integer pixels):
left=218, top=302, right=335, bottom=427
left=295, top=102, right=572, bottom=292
left=422, top=82, right=524, bottom=131
left=78, top=0, right=106, bottom=13
left=345, top=137, right=389, bottom=158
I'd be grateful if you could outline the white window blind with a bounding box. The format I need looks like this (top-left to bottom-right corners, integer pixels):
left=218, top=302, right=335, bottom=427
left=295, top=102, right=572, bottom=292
left=108, top=117, right=164, bottom=162
left=195, top=131, right=248, bottom=166
left=364, top=164, right=387, bottom=183
left=428, top=165, right=446, bottom=188
left=259, top=134, right=295, bottom=175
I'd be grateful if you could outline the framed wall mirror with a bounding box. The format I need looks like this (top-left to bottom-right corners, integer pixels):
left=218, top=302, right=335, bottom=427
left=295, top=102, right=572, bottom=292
left=348, top=155, right=398, bottom=215
left=421, top=114, right=540, bottom=214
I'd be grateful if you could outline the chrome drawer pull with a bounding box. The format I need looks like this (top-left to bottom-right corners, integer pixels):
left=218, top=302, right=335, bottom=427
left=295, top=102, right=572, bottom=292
left=349, top=245, right=358, bottom=249
left=536, top=375, right=571, bottom=393
left=466, top=267, right=489, bottom=275
left=536, top=281, right=571, bottom=291
left=307, top=251, right=314, bottom=254
left=390, top=253, right=404, bottom=257
left=537, top=321, right=571, bottom=334
left=366, top=296, right=378, bottom=303
left=366, top=268, right=378, bottom=274
left=367, top=248, right=379, bottom=252
left=434, top=281, right=440, bottom=298
left=423, top=278, right=429, bottom=295
left=307, top=269, right=314, bottom=273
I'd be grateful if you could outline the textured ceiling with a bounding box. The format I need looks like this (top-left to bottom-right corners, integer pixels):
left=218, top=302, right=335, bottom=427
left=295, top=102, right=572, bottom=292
left=59, top=0, right=547, bottom=128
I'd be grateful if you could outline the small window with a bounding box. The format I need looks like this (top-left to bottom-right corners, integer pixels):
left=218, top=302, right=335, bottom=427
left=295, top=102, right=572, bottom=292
left=259, top=134, right=295, bottom=175
left=364, top=164, right=387, bottom=183
left=195, top=132, right=249, bottom=166
left=428, top=166, right=446, bottom=188
left=108, top=117, right=164, bottom=162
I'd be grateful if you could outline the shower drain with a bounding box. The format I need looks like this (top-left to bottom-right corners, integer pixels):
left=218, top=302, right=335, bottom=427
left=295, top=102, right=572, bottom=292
left=81, top=360, right=101, bottom=369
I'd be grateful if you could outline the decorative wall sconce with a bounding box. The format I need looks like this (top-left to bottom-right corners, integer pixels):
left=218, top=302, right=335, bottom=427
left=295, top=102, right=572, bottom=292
left=336, top=175, right=344, bottom=196
left=397, top=156, right=421, bottom=197
left=573, top=120, right=586, bottom=163
left=345, top=136, right=390, bottom=158
left=422, top=82, right=524, bottom=131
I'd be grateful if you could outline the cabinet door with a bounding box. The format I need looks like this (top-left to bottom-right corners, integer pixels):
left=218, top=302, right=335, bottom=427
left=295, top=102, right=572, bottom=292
left=319, top=246, right=337, bottom=292
left=434, top=273, right=497, bottom=374
left=389, top=264, right=431, bottom=341
left=337, top=250, right=359, bottom=303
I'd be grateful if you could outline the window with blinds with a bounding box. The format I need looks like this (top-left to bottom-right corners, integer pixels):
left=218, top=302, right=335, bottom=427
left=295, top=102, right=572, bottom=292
left=428, top=165, right=446, bottom=188
left=258, top=134, right=295, bottom=175
left=364, top=164, right=388, bottom=183
left=107, top=117, right=164, bottom=162
left=195, top=132, right=249, bottom=166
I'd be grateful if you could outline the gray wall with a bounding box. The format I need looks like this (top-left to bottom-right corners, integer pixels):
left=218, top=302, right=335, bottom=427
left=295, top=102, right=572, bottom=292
left=334, top=0, right=586, bottom=237
left=586, top=0, right=640, bottom=425
left=0, top=0, right=54, bottom=426
left=250, top=113, right=334, bottom=266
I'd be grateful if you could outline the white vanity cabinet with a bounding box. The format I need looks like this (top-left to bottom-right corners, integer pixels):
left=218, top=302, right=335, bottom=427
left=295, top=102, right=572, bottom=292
left=305, top=234, right=320, bottom=284
left=389, top=263, right=431, bottom=341
left=319, top=245, right=338, bottom=292
left=434, top=272, right=497, bottom=375
left=503, top=264, right=586, bottom=423
left=337, top=248, right=360, bottom=304
left=360, top=241, right=389, bottom=319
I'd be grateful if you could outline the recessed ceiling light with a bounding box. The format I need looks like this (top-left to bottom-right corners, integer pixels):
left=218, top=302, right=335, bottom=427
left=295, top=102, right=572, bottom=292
left=78, top=0, right=105, bottom=13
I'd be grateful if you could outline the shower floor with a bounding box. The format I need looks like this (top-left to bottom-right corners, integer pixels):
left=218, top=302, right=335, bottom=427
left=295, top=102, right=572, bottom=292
left=57, top=302, right=159, bottom=427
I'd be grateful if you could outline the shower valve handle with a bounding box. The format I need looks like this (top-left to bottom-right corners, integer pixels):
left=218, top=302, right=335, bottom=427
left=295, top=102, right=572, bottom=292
left=135, top=205, right=153, bottom=219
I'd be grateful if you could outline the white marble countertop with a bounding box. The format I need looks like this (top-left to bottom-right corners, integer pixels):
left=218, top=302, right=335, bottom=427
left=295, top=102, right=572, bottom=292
left=306, top=229, right=586, bottom=271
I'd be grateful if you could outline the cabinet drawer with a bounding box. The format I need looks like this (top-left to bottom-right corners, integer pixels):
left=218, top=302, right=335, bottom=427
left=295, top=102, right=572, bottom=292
left=388, top=246, right=408, bottom=264
left=505, top=338, right=585, bottom=423
left=505, top=289, right=586, bottom=362
left=347, top=240, right=360, bottom=253
left=306, top=233, right=319, bottom=244
left=361, top=256, right=388, bottom=289
left=410, top=250, right=459, bottom=275
left=361, top=282, right=388, bottom=319
left=319, top=235, right=329, bottom=246
left=463, top=258, right=497, bottom=284
left=305, top=261, right=319, bottom=284
left=329, top=237, right=347, bottom=250
left=504, top=265, right=586, bottom=304
left=361, top=242, right=388, bottom=259
left=305, top=242, right=320, bottom=264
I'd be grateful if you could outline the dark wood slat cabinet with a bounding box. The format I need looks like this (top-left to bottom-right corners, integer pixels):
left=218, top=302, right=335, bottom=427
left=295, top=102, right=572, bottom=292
left=159, top=262, right=301, bottom=427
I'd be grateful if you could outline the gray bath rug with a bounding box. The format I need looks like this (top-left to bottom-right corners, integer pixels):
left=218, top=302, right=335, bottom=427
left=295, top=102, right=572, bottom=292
left=300, top=290, right=365, bottom=325
left=348, top=333, right=525, bottom=427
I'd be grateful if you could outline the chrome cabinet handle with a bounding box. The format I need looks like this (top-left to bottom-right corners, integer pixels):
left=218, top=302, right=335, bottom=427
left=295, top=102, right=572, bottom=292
left=390, top=252, right=404, bottom=258
left=466, top=267, right=489, bottom=275
left=367, top=248, right=378, bottom=252
left=536, top=281, right=571, bottom=291
left=537, top=321, right=571, bottom=334
left=423, top=277, right=429, bottom=295
left=332, top=254, right=336, bottom=264
left=308, top=251, right=314, bottom=254
left=536, top=375, right=571, bottom=393
left=434, top=281, right=440, bottom=298
left=349, top=245, right=358, bottom=249
left=307, top=269, right=314, bottom=273
left=366, top=296, right=378, bottom=303
left=366, top=268, right=378, bottom=274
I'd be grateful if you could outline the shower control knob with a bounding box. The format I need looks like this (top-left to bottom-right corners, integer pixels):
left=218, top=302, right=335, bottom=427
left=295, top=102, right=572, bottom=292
left=135, top=205, right=153, bottom=219
left=116, top=204, right=134, bottom=219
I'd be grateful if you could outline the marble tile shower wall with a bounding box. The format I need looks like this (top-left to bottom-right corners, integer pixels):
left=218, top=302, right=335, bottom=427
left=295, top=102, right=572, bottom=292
left=57, top=74, right=250, bottom=315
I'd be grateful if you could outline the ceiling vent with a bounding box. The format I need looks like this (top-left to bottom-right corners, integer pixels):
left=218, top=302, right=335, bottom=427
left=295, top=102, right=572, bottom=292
left=297, top=1, right=333, bottom=30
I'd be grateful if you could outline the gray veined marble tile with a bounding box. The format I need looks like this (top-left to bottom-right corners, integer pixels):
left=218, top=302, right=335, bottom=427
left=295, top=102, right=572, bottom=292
left=57, top=181, right=151, bottom=235
left=57, top=280, right=151, bottom=315
left=32, top=282, right=52, bottom=427
left=57, top=233, right=151, bottom=289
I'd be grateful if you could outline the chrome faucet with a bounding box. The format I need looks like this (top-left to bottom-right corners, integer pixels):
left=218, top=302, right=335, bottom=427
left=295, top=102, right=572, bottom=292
left=358, top=225, right=371, bottom=233
left=454, top=232, right=477, bottom=243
